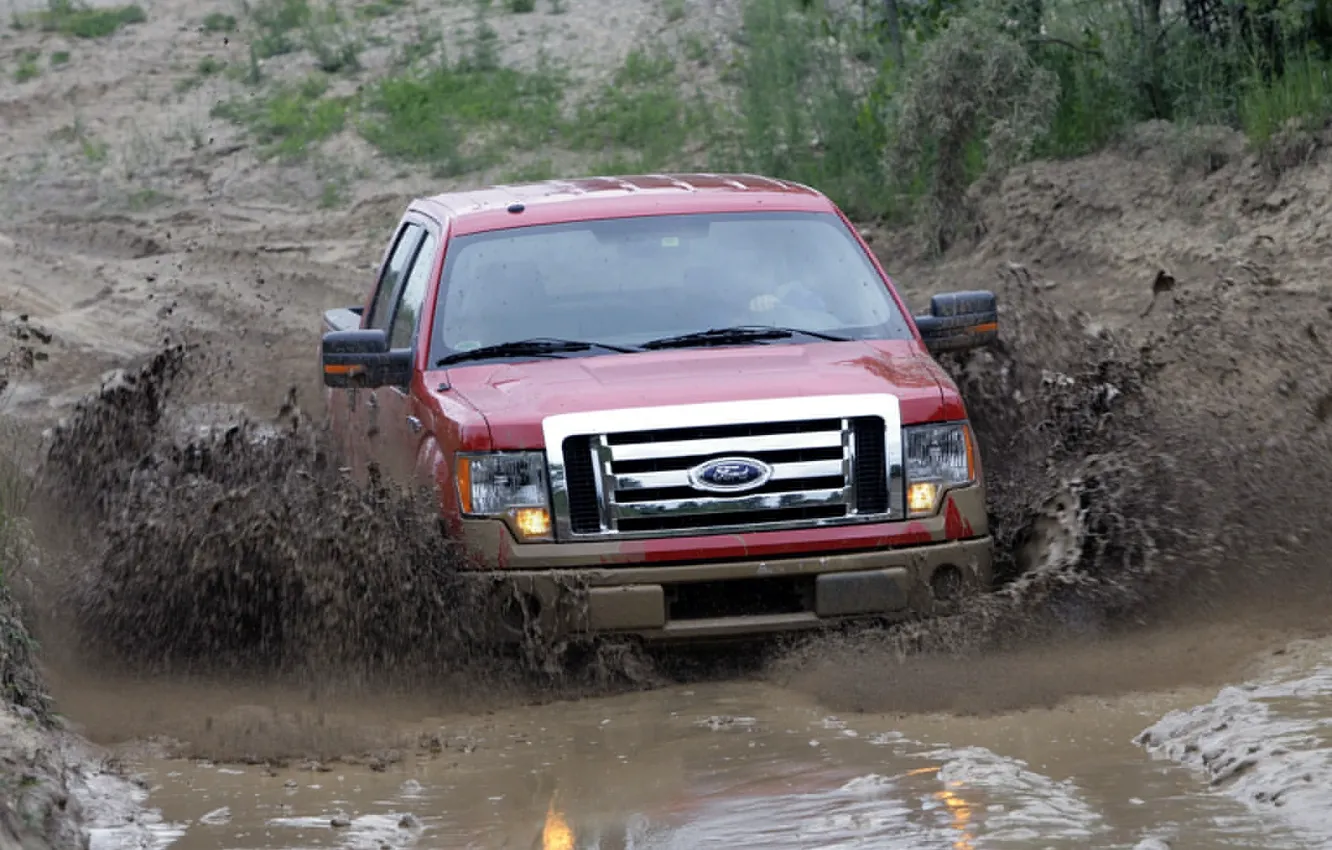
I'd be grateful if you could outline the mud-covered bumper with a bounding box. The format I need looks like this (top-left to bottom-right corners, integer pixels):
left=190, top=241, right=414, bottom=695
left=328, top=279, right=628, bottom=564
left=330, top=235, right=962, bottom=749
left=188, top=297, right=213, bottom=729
left=458, top=487, right=993, bottom=642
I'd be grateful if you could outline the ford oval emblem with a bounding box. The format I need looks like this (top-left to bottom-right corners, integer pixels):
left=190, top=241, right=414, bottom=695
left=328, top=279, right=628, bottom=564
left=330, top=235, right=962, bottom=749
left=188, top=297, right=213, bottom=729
left=687, top=456, right=773, bottom=494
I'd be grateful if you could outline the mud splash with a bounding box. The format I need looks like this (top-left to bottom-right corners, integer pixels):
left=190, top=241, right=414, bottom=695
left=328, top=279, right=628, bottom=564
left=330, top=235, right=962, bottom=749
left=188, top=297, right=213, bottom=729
left=32, top=346, right=488, bottom=685
left=25, top=261, right=1332, bottom=710
left=1136, top=638, right=1332, bottom=846
left=773, top=264, right=1332, bottom=712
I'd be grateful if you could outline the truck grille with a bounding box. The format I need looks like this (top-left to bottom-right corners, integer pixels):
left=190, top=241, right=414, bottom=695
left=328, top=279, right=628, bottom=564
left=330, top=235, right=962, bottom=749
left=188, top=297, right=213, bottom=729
left=545, top=395, right=904, bottom=541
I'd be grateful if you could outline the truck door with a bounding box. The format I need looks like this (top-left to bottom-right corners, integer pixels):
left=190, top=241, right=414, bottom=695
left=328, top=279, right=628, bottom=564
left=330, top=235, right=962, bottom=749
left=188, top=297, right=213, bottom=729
left=343, top=220, right=424, bottom=482
left=375, top=223, right=442, bottom=488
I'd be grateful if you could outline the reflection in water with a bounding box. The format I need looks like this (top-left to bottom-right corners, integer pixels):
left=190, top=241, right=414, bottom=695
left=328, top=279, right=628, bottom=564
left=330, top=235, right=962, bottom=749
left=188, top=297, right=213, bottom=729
left=543, top=799, right=575, bottom=850
left=907, top=765, right=976, bottom=850
left=938, top=783, right=975, bottom=850
left=88, top=677, right=1327, bottom=850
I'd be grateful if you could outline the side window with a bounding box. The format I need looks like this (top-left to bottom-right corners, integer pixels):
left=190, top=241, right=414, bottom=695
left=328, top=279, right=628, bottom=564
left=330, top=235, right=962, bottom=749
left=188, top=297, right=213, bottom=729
left=388, top=231, right=439, bottom=350
left=367, top=223, right=424, bottom=330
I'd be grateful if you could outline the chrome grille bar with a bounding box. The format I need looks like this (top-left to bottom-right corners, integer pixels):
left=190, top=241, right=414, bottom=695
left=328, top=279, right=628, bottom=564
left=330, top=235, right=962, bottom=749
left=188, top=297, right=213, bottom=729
left=612, top=488, right=849, bottom=520
left=614, top=458, right=845, bottom=491
left=607, top=430, right=843, bottom=462
left=543, top=394, right=905, bottom=542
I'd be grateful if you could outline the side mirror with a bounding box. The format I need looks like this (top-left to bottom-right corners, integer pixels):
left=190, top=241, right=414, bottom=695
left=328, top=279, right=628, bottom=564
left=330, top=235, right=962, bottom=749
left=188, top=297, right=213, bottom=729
left=322, top=329, right=411, bottom=389
left=914, top=290, right=999, bottom=355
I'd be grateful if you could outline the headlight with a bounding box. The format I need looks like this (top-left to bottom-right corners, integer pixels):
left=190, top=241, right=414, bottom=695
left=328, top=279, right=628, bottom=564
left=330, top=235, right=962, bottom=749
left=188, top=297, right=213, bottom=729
left=455, top=451, right=553, bottom=542
left=903, top=422, right=977, bottom=518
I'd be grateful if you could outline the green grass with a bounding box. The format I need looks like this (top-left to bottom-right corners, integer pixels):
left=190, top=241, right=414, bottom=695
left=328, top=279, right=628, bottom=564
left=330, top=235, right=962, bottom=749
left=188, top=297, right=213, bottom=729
left=203, top=0, right=1332, bottom=211
left=245, top=0, right=312, bottom=58
left=1239, top=55, right=1332, bottom=147
left=14, top=51, right=39, bottom=82
left=353, top=0, right=406, bottom=19
left=565, top=49, right=703, bottom=167
left=177, top=54, right=226, bottom=90
left=197, top=55, right=225, bottom=75
left=125, top=187, right=170, bottom=209
left=30, top=0, right=146, bottom=38
left=202, top=11, right=238, bottom=31
left=211, top=75, right=351, bottom=161
left=499, top=158, right=557, bottom=182
left=81, top=136, right=109, bottom=163
left=239, top=0, right=360, bottom=72
left=49, top=50, right=70, bottom=66
left=306, top=24, right=362, bottom=74
left=391, top=23, right=441, bottom=67
left=713, top=0, right=893, bottom=220
left=360, top=58, right=567, bottom=174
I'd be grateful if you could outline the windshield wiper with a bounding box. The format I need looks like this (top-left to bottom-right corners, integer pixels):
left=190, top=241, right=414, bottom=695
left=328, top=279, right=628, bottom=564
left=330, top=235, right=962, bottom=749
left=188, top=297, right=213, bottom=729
left=436, top=337, right=637, bottom=367
left=639, top=325, right=850, bottom=351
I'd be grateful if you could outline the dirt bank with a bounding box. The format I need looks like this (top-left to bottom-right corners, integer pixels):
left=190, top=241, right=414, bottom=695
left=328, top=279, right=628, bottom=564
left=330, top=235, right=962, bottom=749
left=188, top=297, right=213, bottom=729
left=1, top=309, right=75, bottom=850
left=6, top=118, right=1329, bottom=709
left=1, top=298, right=161, bottom=850
left=1, top=323, right=77, bottom=850
left=776, top=123, right=1332, bottom=713
left=0, top=0, right=1330, bottom=845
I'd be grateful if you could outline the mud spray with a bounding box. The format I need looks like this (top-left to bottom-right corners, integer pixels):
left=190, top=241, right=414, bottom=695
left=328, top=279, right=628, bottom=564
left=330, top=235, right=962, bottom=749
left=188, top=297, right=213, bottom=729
left=29, top=346, right=491, bottom=684
left=774, top=266, right=1332, bottom=714
left=18, top=266, right=1332, bottom=714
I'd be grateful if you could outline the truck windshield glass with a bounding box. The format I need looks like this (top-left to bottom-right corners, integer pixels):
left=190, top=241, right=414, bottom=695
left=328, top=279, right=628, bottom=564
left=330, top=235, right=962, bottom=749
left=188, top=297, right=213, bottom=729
left=430, top=211, right=914, bottom=362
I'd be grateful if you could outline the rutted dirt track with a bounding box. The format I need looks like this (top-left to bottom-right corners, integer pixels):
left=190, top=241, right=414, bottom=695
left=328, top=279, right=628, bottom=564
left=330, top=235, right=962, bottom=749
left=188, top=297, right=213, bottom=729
left=5, top=0, right=1332, bottom=846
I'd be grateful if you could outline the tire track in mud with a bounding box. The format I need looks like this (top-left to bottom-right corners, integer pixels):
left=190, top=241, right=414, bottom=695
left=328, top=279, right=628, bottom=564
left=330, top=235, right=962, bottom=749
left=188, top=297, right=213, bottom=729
left=0, top=209, right=369, bottom=421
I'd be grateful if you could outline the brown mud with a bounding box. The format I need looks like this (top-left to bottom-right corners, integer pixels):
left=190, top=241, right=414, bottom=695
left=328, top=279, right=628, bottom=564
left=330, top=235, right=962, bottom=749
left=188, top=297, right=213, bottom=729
left=17, top=219, right=1332, bottom=733
left=3, top=30, right=1332, bottom=836
left=35, top=345, right=484, bottom=681
left=14, top=129, right=1332, bottom=717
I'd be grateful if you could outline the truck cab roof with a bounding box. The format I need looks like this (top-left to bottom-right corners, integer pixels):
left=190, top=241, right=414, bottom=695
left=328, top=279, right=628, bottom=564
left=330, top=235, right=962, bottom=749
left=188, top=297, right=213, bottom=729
left=412, top=173, right=841, bottom=236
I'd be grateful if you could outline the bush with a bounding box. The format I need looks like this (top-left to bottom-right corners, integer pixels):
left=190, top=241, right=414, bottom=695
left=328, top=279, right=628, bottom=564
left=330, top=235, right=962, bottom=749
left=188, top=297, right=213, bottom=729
left=38, top=0, right=146, bottom=38
left=711, top=0, right=1332, bottom=237
left=718, top=0, right=893, bottom=220
left=889, top=9, right=1058, bottom=253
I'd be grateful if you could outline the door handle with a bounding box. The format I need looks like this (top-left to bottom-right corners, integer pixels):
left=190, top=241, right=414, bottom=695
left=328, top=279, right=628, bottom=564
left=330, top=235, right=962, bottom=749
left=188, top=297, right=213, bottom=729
left=406, top=415, right=423, bottom=434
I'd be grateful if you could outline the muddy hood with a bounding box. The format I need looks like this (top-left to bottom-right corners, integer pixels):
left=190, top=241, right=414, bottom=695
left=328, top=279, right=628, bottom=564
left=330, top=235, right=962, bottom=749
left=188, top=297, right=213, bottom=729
left=437, top=341, right=954, bottom=448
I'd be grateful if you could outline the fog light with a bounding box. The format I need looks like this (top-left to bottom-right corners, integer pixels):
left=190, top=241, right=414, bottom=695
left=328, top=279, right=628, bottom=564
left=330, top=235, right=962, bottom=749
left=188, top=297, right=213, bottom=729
left=513, top=507, right=552, bottom=540
left=907, top=482, right=938, bottom=514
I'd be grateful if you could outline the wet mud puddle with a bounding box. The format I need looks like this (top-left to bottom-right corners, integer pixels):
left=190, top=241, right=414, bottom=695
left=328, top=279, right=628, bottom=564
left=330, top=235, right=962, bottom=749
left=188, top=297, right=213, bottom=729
left=76, top=666, right=1332, bottom=850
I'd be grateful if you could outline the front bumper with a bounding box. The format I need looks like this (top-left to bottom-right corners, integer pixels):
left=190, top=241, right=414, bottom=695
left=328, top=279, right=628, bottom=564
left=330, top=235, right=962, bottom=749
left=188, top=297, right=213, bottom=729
left=462, top=535, right=993, bottom=644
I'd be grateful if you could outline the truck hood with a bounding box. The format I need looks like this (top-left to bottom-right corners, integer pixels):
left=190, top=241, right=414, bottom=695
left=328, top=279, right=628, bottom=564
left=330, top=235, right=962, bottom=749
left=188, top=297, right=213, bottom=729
left=435, top=340, right=955, bottom=449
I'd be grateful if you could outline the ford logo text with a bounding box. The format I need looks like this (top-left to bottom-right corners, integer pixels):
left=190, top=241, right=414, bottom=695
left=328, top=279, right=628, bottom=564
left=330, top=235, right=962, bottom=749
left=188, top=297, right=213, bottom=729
left=687, top=456, right=774, bottom=494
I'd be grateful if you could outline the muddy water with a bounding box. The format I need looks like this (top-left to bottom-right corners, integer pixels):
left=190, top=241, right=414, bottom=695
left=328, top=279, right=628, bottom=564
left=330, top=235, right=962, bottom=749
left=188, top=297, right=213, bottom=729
left=69, top=653, right=1332, bottom=850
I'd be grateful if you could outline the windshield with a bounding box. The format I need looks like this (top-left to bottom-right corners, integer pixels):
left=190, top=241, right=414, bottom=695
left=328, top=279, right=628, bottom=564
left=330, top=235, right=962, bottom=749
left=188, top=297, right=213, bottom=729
left=429, top=211, right=914, bottom=363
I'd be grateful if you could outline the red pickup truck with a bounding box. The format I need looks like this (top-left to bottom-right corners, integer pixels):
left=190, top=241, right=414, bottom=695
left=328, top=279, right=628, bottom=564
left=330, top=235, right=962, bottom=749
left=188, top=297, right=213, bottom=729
left=321, top=173, right=998, bottom=645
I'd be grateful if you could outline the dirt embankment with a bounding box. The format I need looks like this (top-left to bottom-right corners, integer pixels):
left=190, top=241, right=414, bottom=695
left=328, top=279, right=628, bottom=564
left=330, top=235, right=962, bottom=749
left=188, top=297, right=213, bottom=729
left=1, top=319, right=82, bottom=850
left=0, top=125, right=1328, bottom=850
left=776, top=123, right=1332, bottom=714
left=15, top=121, right=1332, bottom=721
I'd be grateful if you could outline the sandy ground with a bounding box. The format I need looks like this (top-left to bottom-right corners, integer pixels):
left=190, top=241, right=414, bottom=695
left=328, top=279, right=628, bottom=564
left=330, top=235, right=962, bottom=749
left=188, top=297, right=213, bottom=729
left=4, top=0, right=1332, bottom=846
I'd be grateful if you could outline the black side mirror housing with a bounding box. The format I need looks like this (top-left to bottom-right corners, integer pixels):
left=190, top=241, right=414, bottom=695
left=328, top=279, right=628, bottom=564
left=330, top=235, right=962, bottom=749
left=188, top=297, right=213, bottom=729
left=914, top=290, right=999, bottom=355
left=321, top=328, right=411, bottom=388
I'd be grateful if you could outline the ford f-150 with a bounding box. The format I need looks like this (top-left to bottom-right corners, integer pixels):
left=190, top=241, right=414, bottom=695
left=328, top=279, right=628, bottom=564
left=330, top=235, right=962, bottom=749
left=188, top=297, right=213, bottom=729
left=321, top=172, right=1000, bottom=644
